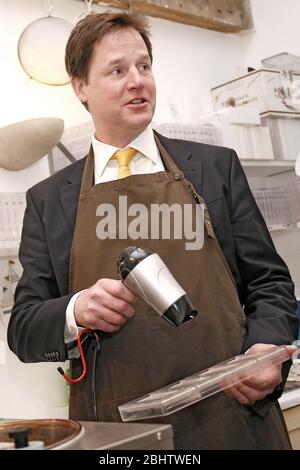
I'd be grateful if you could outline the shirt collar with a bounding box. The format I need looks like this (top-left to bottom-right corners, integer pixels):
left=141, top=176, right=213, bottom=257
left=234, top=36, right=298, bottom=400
left=92, top=125, right=158, bottom=178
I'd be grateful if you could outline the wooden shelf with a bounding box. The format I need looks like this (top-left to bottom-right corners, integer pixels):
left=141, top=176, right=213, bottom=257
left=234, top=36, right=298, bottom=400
left=241, top=160, right=296, bottom=177
left=91, top=0, right=253, bottom=33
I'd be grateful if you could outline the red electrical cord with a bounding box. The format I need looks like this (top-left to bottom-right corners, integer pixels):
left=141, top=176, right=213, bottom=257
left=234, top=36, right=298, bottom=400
left=57, top=328, right=99, bottom=383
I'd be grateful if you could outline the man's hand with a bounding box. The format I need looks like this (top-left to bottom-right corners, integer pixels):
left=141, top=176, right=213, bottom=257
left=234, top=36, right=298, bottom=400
left=74, top=278, right=137, bottom=333
left=224, top=343, right=296, bottom=405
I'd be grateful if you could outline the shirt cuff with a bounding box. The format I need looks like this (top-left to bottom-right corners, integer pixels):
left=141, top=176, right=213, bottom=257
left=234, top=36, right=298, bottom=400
left=64, top=290, right=86, bottom=359
left=64, top=291, right=84, bottom=343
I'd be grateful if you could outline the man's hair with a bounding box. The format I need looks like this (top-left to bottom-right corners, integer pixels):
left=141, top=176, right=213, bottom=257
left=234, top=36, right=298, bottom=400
left=65, top=11, right=153, bottom=81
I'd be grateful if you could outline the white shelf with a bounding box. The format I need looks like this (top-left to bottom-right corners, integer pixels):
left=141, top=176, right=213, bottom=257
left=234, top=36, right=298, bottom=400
left=0, top=245, right=19, bottom=258
left=268, top=224, right=295, bottom=232
left=241, top=160, right=296, bottom=177
left=269, top=223, right=300, bottom=235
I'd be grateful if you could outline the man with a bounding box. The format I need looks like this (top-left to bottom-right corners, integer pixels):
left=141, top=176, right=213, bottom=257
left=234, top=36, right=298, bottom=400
left=8, top=12, right=299, bottom=449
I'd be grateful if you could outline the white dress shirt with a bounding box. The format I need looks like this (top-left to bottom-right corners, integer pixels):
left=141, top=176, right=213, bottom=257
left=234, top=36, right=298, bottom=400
left=65, top=126, right=165, bottom=344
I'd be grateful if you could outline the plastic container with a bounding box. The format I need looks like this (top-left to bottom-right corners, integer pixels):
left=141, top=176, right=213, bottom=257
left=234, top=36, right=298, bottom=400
left=119, top=346, right=290, bottom=422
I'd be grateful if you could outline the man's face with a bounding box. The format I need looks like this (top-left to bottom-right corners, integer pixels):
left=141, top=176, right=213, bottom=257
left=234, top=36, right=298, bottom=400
left=72, top=28, right=156, bottom=147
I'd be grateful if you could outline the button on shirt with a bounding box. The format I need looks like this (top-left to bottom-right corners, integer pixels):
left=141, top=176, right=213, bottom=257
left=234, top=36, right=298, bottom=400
left=65, top=126, right=165, bottom=345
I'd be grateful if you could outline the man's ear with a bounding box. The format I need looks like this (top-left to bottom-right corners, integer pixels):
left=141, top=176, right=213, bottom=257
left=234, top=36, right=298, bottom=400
left=71, top=76, right=88, bottom=105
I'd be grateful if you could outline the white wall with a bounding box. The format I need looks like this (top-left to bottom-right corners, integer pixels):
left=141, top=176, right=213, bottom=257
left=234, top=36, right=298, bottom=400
left=150, top=17, right=245, bottom=122
left=241, top=0, right=300, bottom=69
left=0, top=0, right=245, bottom=191
left=0, top=0, right=89, bottom=128
left=0, top=0, right=245, bottom=128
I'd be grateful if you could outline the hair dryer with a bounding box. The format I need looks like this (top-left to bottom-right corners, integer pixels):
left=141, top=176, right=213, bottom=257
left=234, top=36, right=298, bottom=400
left=117, top=246, right=198, bottom=326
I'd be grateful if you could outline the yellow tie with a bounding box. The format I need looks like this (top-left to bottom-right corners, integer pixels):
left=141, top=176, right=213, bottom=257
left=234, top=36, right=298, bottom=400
left=111, top=147, right=137, bottom=179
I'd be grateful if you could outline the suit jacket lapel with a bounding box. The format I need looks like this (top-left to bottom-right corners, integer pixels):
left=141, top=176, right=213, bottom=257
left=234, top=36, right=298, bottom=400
left=154, top=132, right=203, bottom=195
left=59, top=157, right=86, bottom=233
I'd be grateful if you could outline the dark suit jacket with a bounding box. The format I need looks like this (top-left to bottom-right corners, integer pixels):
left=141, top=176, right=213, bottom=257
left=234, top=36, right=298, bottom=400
left=8, top=134, right=298, bottom=369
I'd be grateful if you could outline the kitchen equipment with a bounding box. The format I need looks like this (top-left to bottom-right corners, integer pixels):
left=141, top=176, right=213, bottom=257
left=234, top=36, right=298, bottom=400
left=0, top=419, right=173, bottom=450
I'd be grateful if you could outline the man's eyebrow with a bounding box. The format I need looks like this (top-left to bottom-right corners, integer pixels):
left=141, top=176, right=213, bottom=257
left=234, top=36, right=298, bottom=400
left=106, top=54, right=150, bottom=67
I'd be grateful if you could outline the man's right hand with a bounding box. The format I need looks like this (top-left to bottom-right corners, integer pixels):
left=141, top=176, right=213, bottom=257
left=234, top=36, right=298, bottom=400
left=74, top=279, right=137, bottom=333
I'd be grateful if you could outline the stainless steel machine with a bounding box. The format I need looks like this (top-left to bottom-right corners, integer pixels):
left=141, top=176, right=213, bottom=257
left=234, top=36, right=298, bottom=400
left=0, top=419, right=173, bottom=450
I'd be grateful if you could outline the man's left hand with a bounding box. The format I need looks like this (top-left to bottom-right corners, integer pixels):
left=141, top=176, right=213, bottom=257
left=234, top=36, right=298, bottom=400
left=224, top=343, right=296, bottom=405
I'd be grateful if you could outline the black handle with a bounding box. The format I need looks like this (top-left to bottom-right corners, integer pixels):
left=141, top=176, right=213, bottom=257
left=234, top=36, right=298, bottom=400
left=8, top=427, right=32, bottom=448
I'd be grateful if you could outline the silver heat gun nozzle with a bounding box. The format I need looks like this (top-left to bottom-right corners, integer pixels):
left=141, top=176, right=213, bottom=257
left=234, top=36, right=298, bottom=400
left=117, top=246, right=198, bottom=326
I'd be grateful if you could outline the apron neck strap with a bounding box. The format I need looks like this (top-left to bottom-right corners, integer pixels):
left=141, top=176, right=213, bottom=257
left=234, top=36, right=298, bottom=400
left=80, top=145, right=95, bottom=192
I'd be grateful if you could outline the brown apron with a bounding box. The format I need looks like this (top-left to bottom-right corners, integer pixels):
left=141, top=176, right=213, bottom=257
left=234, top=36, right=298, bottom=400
left=68, top=139, right=291, bottom=449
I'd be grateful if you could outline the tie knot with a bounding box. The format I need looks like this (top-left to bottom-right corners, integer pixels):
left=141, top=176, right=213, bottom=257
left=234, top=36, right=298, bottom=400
left=111, top=147, right=137, bottom=179
left=112, top=147, right=137, bottom=166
